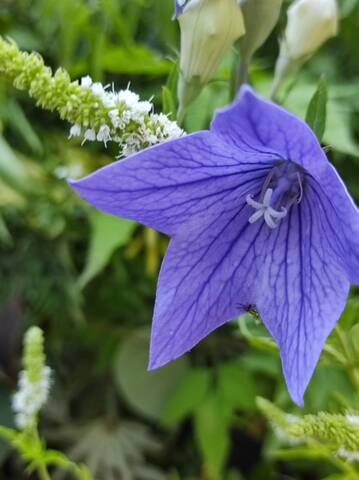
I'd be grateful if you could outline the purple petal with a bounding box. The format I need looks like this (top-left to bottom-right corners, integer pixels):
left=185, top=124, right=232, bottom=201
left=211, top=85, right=329, bottom=178
left=256, top=181, right=350, bottom=405
left=69, top=132, right=273, bottom=236
left=308, top=163, right=359, bottom=285
left=149, top=183, right=268, bottom=370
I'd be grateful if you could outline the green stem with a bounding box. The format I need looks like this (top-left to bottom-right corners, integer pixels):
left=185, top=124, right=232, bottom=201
left=38, top=463, right=51, bottom=480
left=235, top=58, right=249, bottom=93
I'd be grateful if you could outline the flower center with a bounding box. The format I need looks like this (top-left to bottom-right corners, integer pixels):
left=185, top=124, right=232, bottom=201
left=246, top=160, right=305, bottom=229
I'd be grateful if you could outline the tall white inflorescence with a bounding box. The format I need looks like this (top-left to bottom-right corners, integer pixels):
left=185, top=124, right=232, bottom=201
left=12, top=327, right=52, bottom=429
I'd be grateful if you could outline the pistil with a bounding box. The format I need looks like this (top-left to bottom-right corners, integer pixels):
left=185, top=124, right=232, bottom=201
left=246, top=160, right=305, bottom=229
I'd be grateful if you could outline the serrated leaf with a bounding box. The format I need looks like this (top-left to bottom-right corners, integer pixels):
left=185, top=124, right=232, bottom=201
left=162, top=368, right=210, bottom=425
left=305, top=78, right=328, bottom=142
left=78, top=210, right=136, bottom=289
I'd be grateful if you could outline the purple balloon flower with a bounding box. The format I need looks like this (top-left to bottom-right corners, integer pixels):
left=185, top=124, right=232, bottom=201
left=69, top=86, right=359, bottom=405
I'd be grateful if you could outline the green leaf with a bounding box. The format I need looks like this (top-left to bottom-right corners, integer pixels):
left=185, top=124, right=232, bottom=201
left=0, top=136, right=34, bottom=193
left=113, top=329, right=189, bottom=421
left=306, top=365, right=354, bottom=411
left=165, top=62, right=179, bottom=101
left=305, top=77, right=328, bottom=142
left=194, top=392, right=231, bottom=480
left=217, top=361, right=257, bottom=412
left=78, top=210, right=136, bottom=289
left=162, top=368, right=210, bottom=426
left=102, top=44, right=171, bottom=76
left=261, top=79, right=359, bottom=158
left=239, top=351, right=280, bottom=377
left=161, top=86, right=176, bottom=119
left=2, top=100, right=43, bottom=155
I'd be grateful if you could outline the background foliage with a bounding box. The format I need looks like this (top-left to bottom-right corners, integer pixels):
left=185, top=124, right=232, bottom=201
left=0, top=0, right=359, bottom=478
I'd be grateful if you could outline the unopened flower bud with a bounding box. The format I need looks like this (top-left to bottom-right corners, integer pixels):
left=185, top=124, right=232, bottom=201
left=271, top=0, right=338, bottom=97
left=239, top=0, right=283, bottom=64
left=177, top=0, right=245, bottom=118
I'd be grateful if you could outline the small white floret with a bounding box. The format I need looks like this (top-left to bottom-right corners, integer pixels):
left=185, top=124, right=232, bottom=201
left=81, top=75, right=93, bottom=88
left=97, top=125, right=111, bottom=147
left=12, top=366, right=52, bottom=429
left=82, top=128, right=96, bottom=144
left=69, top=124, right=81, bottom=138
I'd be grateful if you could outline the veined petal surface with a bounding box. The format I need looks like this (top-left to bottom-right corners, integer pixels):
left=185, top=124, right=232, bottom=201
left=308, top=163, right=359, bottom=285
left=149, top=192, right=268, bottom=370
left=211, top=86, right=329, bottom=177
left=69, top=132, right=273, bottom=236
left=256, top=182, right=350, bottom=405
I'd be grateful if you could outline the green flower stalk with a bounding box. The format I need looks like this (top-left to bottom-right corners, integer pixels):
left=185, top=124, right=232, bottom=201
left=0, top=37, right=184, bottom=157
left=258, top=398, right=359, bottom=461
left=290, top=413, right=359, bottom=454
left=12, top=327, right=51, bottom=430
left=257, top=397, right=302, bottom=445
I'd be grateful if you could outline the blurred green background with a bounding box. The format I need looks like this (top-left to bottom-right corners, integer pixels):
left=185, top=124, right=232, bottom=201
left=0, top=0, right=359, bottom=478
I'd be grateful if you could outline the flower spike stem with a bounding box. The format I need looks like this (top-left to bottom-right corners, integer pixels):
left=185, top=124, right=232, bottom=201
left=0, top=36, right=183, bottom=157
left=38, top=453, right=51, bottom=480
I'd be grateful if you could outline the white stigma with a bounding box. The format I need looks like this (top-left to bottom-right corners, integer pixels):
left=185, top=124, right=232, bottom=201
left=246, top=188, right=287, bottom=229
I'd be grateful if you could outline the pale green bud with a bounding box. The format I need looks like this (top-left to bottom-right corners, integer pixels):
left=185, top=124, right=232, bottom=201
left=239, top=0, right=283, bottom=64
left=271, top=0, right=338, bottom=97
left=282, top=0, right=338, bottom=61
left=177, top=0, right=245, bottom=116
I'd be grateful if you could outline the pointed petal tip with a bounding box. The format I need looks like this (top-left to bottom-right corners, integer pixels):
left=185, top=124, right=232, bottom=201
left=286, top=379, right=306, bottom=407
left=67, top=176, right=85, bottom=191
left=147, top=355, right=171, bottom=371
left=290, top=392, right=305, bottom=408
left=67, top=177, right=76, bottom=187
left=67, top=177, right=88, bottom=199
left=236, top=83, right=256, bottom=101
